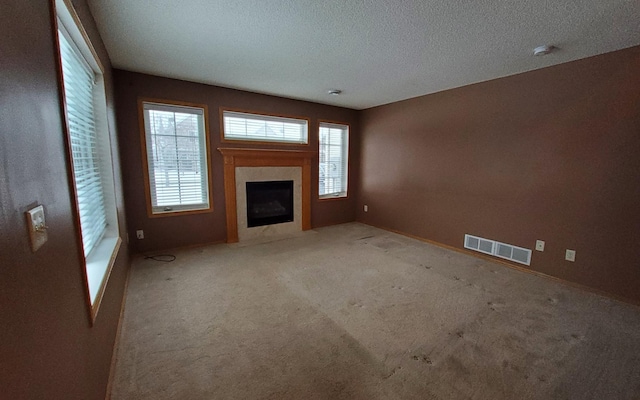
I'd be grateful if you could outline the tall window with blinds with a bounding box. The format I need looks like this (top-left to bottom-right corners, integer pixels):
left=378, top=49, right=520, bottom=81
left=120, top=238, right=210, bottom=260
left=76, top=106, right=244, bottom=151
left=59, top=28, right=107, bottom=256
left=223, top=110, right=308, bottom=144
left=319, top=122, right=349, bottom=198
left=141, top=102, right=211, bottom=215
left=56, top=0, right=121, bottom=317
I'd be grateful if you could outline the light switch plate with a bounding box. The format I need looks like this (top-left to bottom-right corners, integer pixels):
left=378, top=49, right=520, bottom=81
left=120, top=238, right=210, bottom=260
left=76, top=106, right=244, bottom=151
left=535, top=240, right=545, bottom=251
left=26, top=205, right=48, bottom=252
left=565, top=249, right=576, bottom=262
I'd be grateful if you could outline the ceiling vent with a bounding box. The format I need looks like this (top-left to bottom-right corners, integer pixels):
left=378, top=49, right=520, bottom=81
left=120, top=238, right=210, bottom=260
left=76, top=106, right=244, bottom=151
left=464, top=234, right=532, bottom=266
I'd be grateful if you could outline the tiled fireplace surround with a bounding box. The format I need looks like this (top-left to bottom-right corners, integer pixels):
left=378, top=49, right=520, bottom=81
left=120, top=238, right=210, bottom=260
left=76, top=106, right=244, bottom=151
left=218, top=148, right=315, bottom=243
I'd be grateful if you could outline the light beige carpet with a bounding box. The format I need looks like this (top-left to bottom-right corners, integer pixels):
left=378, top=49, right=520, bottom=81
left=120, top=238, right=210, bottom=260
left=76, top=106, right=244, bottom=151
left=111, top=223, right=640, bottom=399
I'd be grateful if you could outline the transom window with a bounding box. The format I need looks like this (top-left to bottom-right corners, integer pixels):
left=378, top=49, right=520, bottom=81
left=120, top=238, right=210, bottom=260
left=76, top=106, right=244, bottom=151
left=141, top=101, right=211, bottom=215
left=222, top=110, right=308, bottom=144
left=319, top=122, right=349, bottom=198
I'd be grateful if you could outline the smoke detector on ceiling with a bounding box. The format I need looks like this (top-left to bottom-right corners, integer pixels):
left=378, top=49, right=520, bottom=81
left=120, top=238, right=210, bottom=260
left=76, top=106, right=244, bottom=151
left=533, top=45, right=555, bottom=56
left=327, top=89, right=342, bottom=95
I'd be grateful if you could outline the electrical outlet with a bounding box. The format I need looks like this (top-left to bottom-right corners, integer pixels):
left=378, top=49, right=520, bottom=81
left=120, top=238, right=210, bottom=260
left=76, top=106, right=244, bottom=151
left=535, top=240, right=545, bottom=252
left=364, top=205, right=368, bottom=212
left=136, top=230, right=144, bottom=239
left=565, top=249, right=576, bottom=262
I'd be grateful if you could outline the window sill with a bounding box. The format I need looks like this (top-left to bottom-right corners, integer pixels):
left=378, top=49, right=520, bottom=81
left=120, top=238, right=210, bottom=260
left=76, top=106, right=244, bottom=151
left=86, top=235, right=121, bottom=315
left=319, top=193, right=348, bottom=201
left=221, top=137, right=309, bottom=146
left=149, top=206, right=213, bottom=218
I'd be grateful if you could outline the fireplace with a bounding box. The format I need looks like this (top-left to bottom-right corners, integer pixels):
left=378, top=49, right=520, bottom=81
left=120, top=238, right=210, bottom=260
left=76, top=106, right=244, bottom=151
left=217, top=147, right=314, bottom=243
left=246, top=180, right=294, bottom=227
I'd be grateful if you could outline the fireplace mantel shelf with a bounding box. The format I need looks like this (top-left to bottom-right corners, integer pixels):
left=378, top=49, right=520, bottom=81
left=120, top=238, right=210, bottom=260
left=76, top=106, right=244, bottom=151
left=217, top=147, right=314, bottom=243
left=218, top=147, right=315, bottom=160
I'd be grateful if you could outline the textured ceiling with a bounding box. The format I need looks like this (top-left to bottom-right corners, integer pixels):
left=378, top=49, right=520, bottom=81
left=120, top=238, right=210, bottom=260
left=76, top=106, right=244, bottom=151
left=88, top=0, right=640, bottom=110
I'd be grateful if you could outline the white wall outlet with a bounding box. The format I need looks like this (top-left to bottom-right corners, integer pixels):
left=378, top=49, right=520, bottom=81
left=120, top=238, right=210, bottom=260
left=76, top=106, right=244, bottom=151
left=535, top=240, right=545, bottom=252
left=136, top=230, right=144, bottom=239
left=26, top=205, right=48, bottom=252
left=565, top=249, right=576, bottom=262
left=364, top=205, right=368, bottom=212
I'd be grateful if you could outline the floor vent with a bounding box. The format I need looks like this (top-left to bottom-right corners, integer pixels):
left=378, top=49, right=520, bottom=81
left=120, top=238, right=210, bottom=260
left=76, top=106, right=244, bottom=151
left=464, top=234, right=532, bottom=266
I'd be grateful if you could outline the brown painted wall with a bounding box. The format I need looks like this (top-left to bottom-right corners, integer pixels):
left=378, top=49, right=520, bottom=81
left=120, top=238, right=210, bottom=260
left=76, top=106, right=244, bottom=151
left=0, top=1, right=129, bottom=399
left=358, top=46, right=640, bottom=303
left=113, top=70, right=359, bottom=253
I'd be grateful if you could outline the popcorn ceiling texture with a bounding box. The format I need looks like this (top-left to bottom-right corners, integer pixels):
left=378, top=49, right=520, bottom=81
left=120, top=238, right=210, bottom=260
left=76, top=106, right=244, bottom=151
left=88, top=0, right=640, bottom=109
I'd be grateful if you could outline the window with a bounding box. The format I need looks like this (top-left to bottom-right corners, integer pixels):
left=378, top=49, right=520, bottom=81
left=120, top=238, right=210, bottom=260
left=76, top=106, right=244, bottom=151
left=223, top=110, right=308, bottom=144
left=56, top=0, right=121, bottom=320
left=141, top=101, right=211, bottom=215
left=319, top=122, right=349, bottom=198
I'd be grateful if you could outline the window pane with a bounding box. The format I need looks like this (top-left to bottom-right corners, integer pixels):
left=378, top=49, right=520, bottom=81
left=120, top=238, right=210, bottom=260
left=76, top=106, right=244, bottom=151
left=59, top=29, right=107, bottom=256
left=57, top=1, right=123, bottom=317
left=319, top=123, right=349, bottom=198
left=143, top=103, right=210, bottom=214
left=223, top=111, right=308, bottom=144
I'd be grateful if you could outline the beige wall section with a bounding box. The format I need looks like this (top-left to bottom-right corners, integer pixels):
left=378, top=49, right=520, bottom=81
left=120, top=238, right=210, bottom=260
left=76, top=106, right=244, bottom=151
left=357, top=46, right=640, bottom=303
left=0, top=0, right=130, bottom=399
left=236, top=167, right=302, bottom=241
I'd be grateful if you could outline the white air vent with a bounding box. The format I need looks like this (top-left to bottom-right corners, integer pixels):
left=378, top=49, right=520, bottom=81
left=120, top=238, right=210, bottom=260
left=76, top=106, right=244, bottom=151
left=464, top=234, right=532, bottom=266
left=465, top=234, right=493, bottom=255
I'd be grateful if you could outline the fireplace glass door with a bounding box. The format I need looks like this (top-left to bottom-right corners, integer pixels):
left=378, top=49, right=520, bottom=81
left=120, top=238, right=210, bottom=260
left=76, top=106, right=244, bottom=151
left=246, top=180, right=294, bottom=227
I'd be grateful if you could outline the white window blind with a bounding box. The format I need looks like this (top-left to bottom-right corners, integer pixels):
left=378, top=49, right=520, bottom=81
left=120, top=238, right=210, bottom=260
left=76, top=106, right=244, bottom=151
left=142, top=102, right=210, bottom=214
left=58, top=27, right=107, bottom=257
left=319, top=123, right=349, bottom=198
left=223, top=111, right=308, bottom=144
left=57, top=0, right=121, bottom=315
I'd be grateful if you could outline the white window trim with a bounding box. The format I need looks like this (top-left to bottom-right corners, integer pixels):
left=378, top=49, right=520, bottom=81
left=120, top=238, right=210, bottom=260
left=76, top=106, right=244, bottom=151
left=319, top=122, right=349, bottom=199
left=55, top=0, right=121, bottom=322
left=222, top=110, right=309, bottom=145
left=140, top=100, right=213, bottom=217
